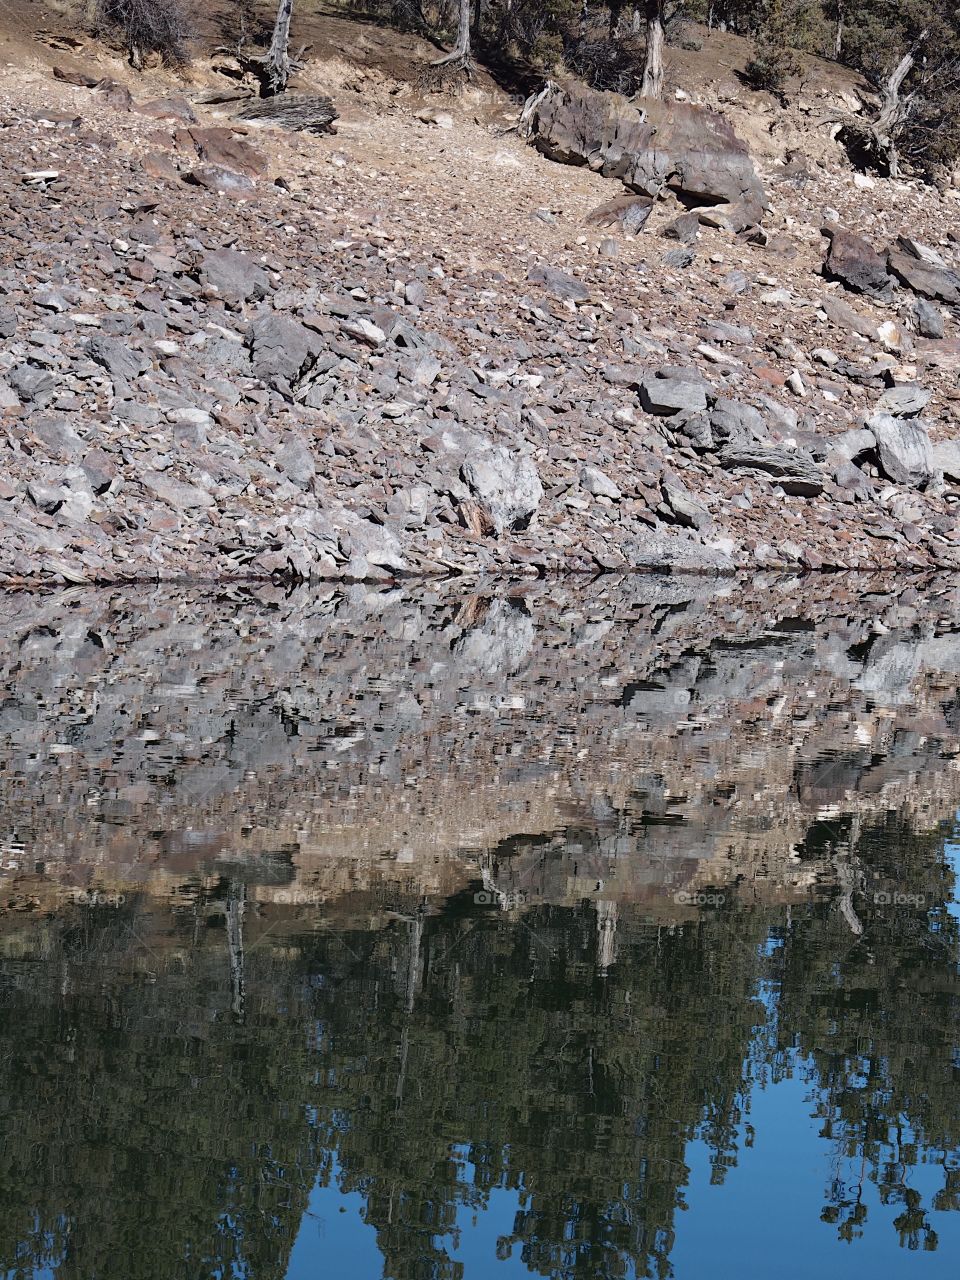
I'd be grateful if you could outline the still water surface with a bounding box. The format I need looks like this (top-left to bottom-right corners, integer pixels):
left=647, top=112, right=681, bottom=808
left=1, top=577, right=959, bottom=1279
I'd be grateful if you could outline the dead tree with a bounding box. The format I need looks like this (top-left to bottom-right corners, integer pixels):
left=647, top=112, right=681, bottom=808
left=869, top=45, right=919, bottom=177
left=833, top=0, right=844, bottom=61
left=432, top=0, right=472, bottom=73
left=265, top=0, right=294, bottom=95
left=639, top=0, right=664, bottom=99
left=832, top=35, right=928, bottom=178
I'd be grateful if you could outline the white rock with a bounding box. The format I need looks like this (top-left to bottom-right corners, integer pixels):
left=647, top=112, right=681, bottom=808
left=580, top=465, right=622, bottom=500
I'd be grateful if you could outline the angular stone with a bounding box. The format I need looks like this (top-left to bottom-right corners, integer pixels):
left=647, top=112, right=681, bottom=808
left=527, top=265, right=590, bottom=303
left=821, top=227, right=895, bottom=303
left=820, top=295, right=879, bottom=339
left=640, top=377, right=709, bottom=417
left=661, top=212, right=700, bottom=245
left=719, top=443, right=823, bottom=496
left=876, top=384, right=932, bottom=418
left=249, top=314, right=324, bottom=391
left=141, top=471, right=215, bottom=509
left=341, top=316, right=386, bottom=348
left=913, top=297, right=945, bottom=339
left=932, top=439, right=960, bottom=482
left=710, top=399, right=767, bottom=444
left=200, top=249, right=270, bottom=302
left=678, top=412, right=714, bottom=450
left=829, top=427, right=876, bottom=462
left=86, top=336, right=149, bottom=383
left=9, top=364, right=56, bottom=402
left=186, top=165, right=256, bottom=195
left=895, top=235, right=948, bottom=267
left=661, top=473, right=711, bottom=529
left=462, top=446, right=543, bottom=534
left=868, top=413, right=937, bottom=489
left=189, top=127, right=266, bottom=176
left=833, top=460, right=874, bottom=499
left=663, top=247, right=695, bottom=270
left=887, top=250, right=960, bottom=305
left=523, top=82, right=766, bottom=211
left=580, top=465, right=621, bottom=500
left=30, top=414, right=83, bottom=458
left=276, top=438, right=316, bottom=489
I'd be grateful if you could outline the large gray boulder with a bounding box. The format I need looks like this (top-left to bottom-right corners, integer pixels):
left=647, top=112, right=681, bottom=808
left=869, top=413, right=938, bottom=489
left=462, top=442, right=543, bottom=535
left=821, top=226, right=895, bottom=303
left=933, top=438, right=960, bottom=482
left=521, top=81, right=767, bottom=216
left=200, top=248, right=270, bottom=302
left=249, top=313, right=324, bottom=393
left=85, top=336, right=149, bottom=383
left=640, top=375, right=709, bottom=418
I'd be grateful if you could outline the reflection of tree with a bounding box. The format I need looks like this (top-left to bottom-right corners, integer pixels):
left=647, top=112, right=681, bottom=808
left=774, top=812, right=960, bottom=1251
left=316, top=901, right=768, bottom=1280
left=0, top=892, right=321, bottom=1280
left=0, top=810, right=959, bottom=1280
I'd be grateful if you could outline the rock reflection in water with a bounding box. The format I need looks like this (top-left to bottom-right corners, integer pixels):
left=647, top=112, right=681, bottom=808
left=1, top=575, right=960, bottom=1277
left=2, top=572, right=960, bottom=915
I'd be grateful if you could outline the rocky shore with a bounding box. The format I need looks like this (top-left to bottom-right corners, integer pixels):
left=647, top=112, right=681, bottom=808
left=3, top=53, right=960, bottom=586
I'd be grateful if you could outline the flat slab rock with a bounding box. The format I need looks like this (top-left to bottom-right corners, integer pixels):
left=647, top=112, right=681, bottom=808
left=719, top=444, right=824, bottom=496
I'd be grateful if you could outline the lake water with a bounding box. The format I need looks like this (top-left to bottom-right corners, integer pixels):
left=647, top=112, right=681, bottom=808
left=1, top=575, right=959, bottom=1279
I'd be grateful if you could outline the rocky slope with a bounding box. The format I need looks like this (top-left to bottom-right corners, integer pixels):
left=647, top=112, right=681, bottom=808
left=2, top=29, right=960, bottom=585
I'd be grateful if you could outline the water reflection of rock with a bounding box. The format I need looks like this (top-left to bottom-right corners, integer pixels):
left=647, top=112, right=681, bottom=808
left=2, top=573, right=960, bottom=918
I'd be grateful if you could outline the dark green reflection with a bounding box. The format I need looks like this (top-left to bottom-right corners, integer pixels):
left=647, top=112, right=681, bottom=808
left=0, top=814, right=958, bottom=1280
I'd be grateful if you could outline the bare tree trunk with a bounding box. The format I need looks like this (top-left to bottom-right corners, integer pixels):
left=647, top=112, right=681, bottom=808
left=832, top=37, right=926, bottom=178
left=631, top=4, right=642, bottom=35
left=873, top=44, right=920, bottom=178
left=834, top=4, right=844, bottom=61
left=265, top=0, right=294, bottom=96
left=639, top=0, right=664, bottom=99
left=433, top=0, right=471, bottom=66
